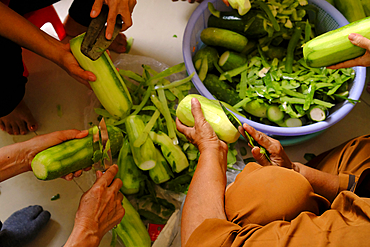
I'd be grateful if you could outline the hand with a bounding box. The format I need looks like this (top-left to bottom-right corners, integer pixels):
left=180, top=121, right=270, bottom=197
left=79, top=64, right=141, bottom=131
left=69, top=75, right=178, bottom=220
left=327, top=33, right=370, bottom=69
left=242, top=123, right=294, bottom=168
left=65, top=165, right=124, bottom=246
left=176, top=97, right=228, bottom=153
left=91, top=0, right=137, bottom=40
left=55, top=42, right=96, bottom=88
left=27, top=129, right=90, bottom=180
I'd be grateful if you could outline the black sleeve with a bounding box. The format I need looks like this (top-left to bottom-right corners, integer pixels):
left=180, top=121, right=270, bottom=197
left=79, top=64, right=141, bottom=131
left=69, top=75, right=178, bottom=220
left=68, top=0, right=95, bottom=27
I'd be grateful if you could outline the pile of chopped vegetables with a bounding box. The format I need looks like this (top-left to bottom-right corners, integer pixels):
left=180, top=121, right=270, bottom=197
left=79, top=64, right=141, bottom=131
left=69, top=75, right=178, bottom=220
left=193, top=0, right=358, bottom=128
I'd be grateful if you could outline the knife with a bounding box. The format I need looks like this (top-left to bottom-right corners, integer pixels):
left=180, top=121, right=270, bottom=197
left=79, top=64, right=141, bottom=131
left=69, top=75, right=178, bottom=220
left=93, top=117, right=113, bottom=171
left=81, top=5, right=123, bottom=61
left=218, top=101, right=271, bottom=163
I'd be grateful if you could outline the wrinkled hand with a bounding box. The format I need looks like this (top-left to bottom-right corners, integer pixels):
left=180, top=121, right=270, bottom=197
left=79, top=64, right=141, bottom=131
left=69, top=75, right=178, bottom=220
left=67, top=165, right=124, bottom=245
left=176, top=97, right=227, bottom=153
left=27, top=129, right=90, bottom=180
left=327, top=33, right=370, bottom=69
left=91, top=0, right=136, bottom=39
left=242, top=123, right=293, bottom=168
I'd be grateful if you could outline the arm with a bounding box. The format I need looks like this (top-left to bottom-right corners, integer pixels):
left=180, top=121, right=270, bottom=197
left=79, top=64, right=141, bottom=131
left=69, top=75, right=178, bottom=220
left=0, top=129, right=89, bottom=182
left=176, top=97, right=228, bottom=246
left=243, top=123, right=339, bottom=202
left=64, top=165, right=124, bottom=247
left=327, top=33, right=370, bottom=69
left=90, top=0, right=136, bottom=39
left=0, top=2, right=95, bottom=87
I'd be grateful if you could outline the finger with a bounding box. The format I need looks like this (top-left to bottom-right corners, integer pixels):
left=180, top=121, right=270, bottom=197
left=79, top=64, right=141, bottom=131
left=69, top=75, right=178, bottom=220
left=96, top=164, right=119, bottom=186
left=106, top=8, right=119, bottom=40
left=75, top=130, right=89, bottom=139
left=223, top=0, right=230, bottom=6
left=348, top=33, right=370, bottom=50
left=109, top=177, right=123, bottom=193
left=120, top=5, right=133, bottom=31
left=243, top=123, right=272, bottom=148
left=251, top=147, right=270, bottom=166
left=175, top=117, right=190, bottom=134
left=91, top=0, right=104, bottom=18
left=63, top=173, right=74, bottom=181
left=327, top=56, right=364, bottom=69
left=117, top=191, right=124, bottom=202
left=190, top=98, right=206, bottom=125
left=73, top=170, right=83, bottom=177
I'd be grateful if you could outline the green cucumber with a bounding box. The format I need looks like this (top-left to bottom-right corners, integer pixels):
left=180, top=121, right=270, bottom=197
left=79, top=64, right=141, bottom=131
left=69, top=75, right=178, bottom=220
left=149, top=131, right=189, bottom=173
left=193, top=46, right=219, bottom=71
left=116, top=139, right=142, bottom=195
left=116, top=196, right=151, bottom=247
left=308, top=105, right=327, bottom=122
left=70, top=33, right=132, bottom=119
left=125, top=115, right=157, bottom=170
left=200, top=27, right=248, bottom=53
left=149, top=148, right=173, bottom=184
left=334, top=0, right=366, bottom=22
left=284, top=118, right=303, bottom=127
left=243, top=100, right=268, bottom=118
left=203, top=74, right=241, bottom=106
left=219, top=51, right=247, bottom=71
left=208, top=9, right=267, bottom=38
left=266, top=105, right=285, bottom=123
left=303, top=16, right=370, bottom=67
left=31, top=125, right=123, bottom=180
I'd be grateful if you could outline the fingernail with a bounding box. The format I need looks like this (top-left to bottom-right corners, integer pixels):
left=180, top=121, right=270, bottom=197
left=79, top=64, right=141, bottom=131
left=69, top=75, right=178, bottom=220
left=91, top=10, right=97, bottom=17
left=88, top=75, right=95, bottom=81
left=348, top=33, right=356, bottom=41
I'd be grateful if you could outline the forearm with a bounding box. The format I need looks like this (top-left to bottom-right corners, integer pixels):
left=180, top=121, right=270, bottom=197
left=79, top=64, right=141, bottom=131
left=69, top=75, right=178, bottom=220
left=181, top=145, right=228, bottom=246
left=64, top=225, right=100, bottom=247
left=0, top=3, right=64, bottom=63
left=0, top=142, right=32, bottom=182
left=294, top=163, right=339, bottom=202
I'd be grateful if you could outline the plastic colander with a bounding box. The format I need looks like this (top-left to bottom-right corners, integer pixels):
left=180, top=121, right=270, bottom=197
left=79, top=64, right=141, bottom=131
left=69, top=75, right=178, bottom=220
left=182, top=0, right=366, bottom=141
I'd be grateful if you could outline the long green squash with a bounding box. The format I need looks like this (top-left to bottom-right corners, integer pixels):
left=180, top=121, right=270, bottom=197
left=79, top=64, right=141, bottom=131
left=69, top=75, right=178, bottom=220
left=31, top=125, right=123, bottom=180
left=303, top=16, right=370, bottom=67
left=116, top=196, right=151, bottom=247
left=70, top=33, right=132, bottom=119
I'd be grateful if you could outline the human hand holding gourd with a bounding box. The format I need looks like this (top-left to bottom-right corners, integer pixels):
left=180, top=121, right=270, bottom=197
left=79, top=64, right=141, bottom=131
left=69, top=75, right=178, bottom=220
left=176, top=97, right=228, bottom=154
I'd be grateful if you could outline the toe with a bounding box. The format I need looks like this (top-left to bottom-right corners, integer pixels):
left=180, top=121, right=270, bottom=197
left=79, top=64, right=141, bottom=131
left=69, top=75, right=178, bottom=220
left=0, top=120, right=5, bottom=131
left=11, top=123, right=20, bottom=135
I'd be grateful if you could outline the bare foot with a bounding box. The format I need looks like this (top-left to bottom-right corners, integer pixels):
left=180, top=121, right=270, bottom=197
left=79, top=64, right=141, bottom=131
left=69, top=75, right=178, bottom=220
left=63, top=15, right=128, bottom=53
left=0, top=100, right=38, bottom=135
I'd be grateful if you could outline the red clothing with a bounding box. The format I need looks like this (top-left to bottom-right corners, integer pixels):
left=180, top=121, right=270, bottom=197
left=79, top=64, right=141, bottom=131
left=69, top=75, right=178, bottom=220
left=186, top=135, right=370, bottom=247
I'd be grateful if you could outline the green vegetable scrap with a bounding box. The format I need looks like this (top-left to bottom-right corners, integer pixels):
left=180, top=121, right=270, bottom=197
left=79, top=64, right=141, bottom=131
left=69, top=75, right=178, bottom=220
left=51, top=193, right=60, bottom=201
left=196, top=1, right=358, bottom=127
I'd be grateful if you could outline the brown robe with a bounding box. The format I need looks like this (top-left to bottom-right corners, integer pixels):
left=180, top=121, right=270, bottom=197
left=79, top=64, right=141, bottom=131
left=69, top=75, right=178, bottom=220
left=186, top=135, right=370, bottom=246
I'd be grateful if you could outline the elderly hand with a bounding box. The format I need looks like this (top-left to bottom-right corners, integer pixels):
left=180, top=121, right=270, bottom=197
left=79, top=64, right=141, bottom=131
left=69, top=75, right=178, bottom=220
left=327, top=33, right=370, bottom=69
left=91, top=0, right=136, bottom=39
left=64, top=165, right=125, bottom=247
left=176, top=97, right=227, bottom=153
left=242, top=123, right=294, bottom=169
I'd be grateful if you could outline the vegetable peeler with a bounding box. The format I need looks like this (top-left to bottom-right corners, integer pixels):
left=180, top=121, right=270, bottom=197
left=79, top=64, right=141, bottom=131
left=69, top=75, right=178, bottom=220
left=81, top=5, right=123, bottom=61
left=92, top=117, right=113, bottom=172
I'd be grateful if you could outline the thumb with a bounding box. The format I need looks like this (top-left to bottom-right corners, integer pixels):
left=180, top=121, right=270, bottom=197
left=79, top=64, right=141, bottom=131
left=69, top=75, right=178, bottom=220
left=348, top=33, right=370, bottom=50
left=251, top=147, right=270, bottom=166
